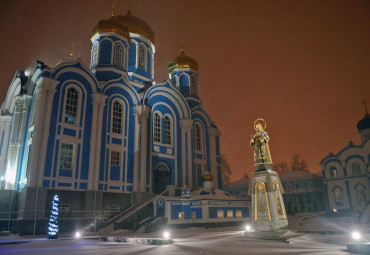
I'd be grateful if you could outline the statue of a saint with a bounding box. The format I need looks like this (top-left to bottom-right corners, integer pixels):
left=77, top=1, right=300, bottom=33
left=250, top=118, right=272, bottom=171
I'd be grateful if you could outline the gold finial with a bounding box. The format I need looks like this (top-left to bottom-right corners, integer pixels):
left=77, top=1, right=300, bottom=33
left=127, top=0, right=132, bottom=15
left=69, top=43, right=76, bottom=59
left=111, top=1, right=117, bottom=17
left=363, top=100, right=369, bottom=115
left=180, top=40, right=185, bottom=54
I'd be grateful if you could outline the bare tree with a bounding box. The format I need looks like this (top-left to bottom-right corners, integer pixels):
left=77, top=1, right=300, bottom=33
left=221, top=154, right=232, bottom=185
left=290, top=154, right=308, bottom=172
left=273, top=160, right=289, bottom=172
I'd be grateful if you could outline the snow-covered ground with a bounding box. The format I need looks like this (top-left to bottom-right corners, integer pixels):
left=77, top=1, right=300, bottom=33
left=0, top=214, right=368, bottom=255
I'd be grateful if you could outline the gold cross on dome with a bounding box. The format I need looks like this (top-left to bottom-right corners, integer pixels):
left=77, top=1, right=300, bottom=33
left=69, top=43, right=75, bottom=59
left=111, top=1, right=117, bottom=17
left=181, top=40, right=185, bottom=54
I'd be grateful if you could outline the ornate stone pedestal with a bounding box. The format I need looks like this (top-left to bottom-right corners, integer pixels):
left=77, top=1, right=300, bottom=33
left=248, top=169, right=288, bottom=232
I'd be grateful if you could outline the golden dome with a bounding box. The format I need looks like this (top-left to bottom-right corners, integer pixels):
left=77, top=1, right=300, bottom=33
left=115, top=9, right=155, bottom=44
left=202, top=172, right=213, bottom=182
left=91, top=16, right=130, bottom=40
left=168, top=49, right=198, bottom=72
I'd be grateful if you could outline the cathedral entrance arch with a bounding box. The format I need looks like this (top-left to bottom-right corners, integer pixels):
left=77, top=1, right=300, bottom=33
left=153, top=161, right=171, bottom=194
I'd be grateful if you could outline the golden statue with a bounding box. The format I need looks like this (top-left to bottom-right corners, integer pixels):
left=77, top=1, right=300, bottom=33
left=250, top=118, right=273, bottom=171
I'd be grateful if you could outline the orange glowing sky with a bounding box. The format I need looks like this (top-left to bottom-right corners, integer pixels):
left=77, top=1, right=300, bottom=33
left=0, top=0, right=369, bottom=181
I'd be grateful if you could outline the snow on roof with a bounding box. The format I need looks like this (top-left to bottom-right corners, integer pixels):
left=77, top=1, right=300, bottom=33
left=159, top=187, right=239, bottom=201
left=223, top=178, right=250, bottom=188
left=278, top=170, right=318, bottom=180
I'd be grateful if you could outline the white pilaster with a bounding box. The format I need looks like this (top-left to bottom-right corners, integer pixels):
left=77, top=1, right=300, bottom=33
left=134, top=105, right=151, bottom=192
left=93, top=94, right=107, bottom=190
left=0, top=116, right=12, bottom=181
left=208, top=127, right=220, bottom=188
left=180, top=119, right=193, bottom=187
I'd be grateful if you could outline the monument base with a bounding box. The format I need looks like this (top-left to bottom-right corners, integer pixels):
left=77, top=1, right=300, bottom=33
left=244, top=230, right=288, bottom=240
left=249, top=169, right=288, bottom=232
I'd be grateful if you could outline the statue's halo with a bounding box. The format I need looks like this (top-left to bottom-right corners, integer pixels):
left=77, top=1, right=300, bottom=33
left=254, top=118, right=267, bottom=130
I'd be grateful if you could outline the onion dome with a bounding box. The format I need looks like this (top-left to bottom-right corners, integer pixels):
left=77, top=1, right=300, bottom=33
left=202, top=172, right=213, bottom=182
left=115, top=8, right=155, bottom=44
left=357, top=102, right=370, bottom=131
left=168, top=48, right=198, bottom=72
left=357, top=113, right=370, bottom=131
left=91, top=16, right=130, bottom=40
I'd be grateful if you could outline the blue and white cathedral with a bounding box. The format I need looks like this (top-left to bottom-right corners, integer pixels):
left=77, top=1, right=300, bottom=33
left=0, top=7, right=221, bottom=234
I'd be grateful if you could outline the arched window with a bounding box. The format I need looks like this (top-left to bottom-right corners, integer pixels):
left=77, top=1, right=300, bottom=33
left=352, top=163, right=361, bottom=176
left=171, top=76, right=177, bottom=88
left=355, top=185, right=366, bottom=208
left=164, top=116, right=172, bottom=145
left=329, top=166, right=338, bottom=178
left=195, top=124, right=202, bottom=151
left=190, top=76, right=197, bottom=95
left=286, top=184, right=291, bottom=191
left=287, top=197, right=293, bottom=205
left=114, top=44, right=123, bottom=67
left=153, top=113, right=161, bottom=143
left=333, top=187, right=343, bottom=206
left=112, top=101, right=123, bottom=134
left=138, top=45, right=145, bottom=69
left=92, top=43, right=98, bottom=67
left=64, top=87, right=79, bottom=124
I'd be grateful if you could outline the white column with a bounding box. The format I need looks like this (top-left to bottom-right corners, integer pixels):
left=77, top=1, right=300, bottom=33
left=180, top=119, right=193, bottom=187
left=134, top=105, right=151, bottom=192
left=4, top=97, right=24, bottom=189
left=28, top=77, right=57, bottom=188
left=208, top=127, right=220, bottom=188
left=37, top=81, right=57, bottom=187
left=88, top=93, right=102, bottom=190
left=0, top=116, right=12, bottom=180
left=93, top=94, right=107, bottom=190
left=132, top=109, right=140, bottom=192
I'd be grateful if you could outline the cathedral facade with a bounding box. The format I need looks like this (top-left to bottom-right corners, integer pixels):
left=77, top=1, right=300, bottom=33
left=0, top=8, right=221, bottom=233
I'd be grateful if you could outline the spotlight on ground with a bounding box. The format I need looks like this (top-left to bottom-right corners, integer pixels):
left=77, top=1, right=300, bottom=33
left=75, top=231, right=81, bottom=239
left=352, top=231, right=361, bottom=240
left=163, top=231, right=170, bottom=239
left=245, top=225, right=252, bottom=232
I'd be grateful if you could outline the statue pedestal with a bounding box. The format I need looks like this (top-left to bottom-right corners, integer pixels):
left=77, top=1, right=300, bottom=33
left=248, top=169, right=288, bottom=232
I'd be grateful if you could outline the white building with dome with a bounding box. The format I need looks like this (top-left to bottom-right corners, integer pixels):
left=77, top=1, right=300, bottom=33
left=320, top=107, right=370, bottom=221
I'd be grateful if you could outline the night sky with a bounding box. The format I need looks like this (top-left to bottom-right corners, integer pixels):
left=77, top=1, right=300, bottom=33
left=0, top=0, right=369, bottom=181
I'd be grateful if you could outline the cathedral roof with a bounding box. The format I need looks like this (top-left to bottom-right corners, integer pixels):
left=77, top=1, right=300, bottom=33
left=115, top=9, right=155, bottom=44
left=169, top=49, right=198, bottom=72
left=91, top=16, right=130, bottom=40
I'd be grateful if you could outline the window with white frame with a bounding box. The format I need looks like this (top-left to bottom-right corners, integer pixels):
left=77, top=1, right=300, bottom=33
left=217, top=210, right=224, bottom=218
left=236, top=210, right=242, bottom=217
left=295, top=183, right=300, bottom=189
left=286, top=183, right=291, bottom=191
left=64, top=87, right=79, bottom=124
left=305, top=194, right=311, bottom=204
left=178, top=212, right=184, bottom=219
left=138, top=45, right=145, bottom=69
left=196, top=164, right=202, bottom=176
left=153, top=113, right=161, bottom=143
left=329, top=166, right=338, bottom=178
left=164, top=116, right=172, bottom=145
left=59, top=143, right=74, bottom=169
left=195, top=124, right=202, bottom=151
left=114, top=44, right=123, bottom=67
left=334, top=187, right=344, bottom=206
left=92, top=43, right=98, bottom=67
left=171, top=76, right=177, bottom=88
left=110, top=151, right=120, bottom=166
left=304, top=182, right=309, bottom=189
left=227, top=210, right=233, bottom=218
left=59, top=204, right=70, bottom=212
left=352, top=163, right=361, bottom=176
left=287, top=197, right=293, bottom=205
left=112, top=101, right=123, bottom=134
left=111, top=205, right=120, bottom=212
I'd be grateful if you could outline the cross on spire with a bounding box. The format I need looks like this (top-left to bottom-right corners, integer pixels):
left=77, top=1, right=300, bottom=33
left=363, top=100, right=369, bottom=116
left=181, top=40, right=185, bottom=54
left=111, top=1, right=117, bottom=17
left=69, top=43, right=76, bottom=59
